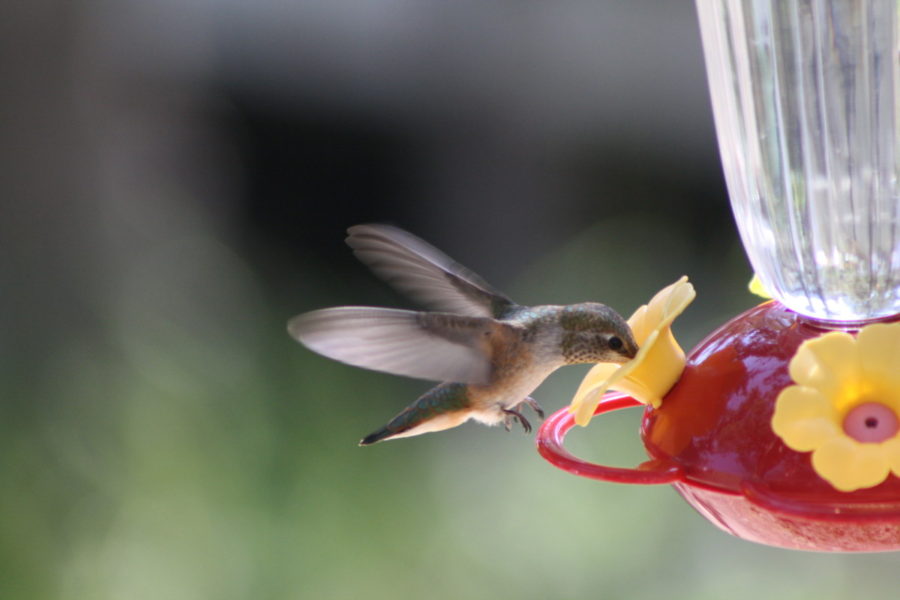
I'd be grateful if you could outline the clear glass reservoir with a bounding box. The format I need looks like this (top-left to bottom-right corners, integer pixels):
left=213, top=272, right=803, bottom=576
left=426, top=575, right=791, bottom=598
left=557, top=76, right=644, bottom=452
left=696, top=0, right=900, bottom=323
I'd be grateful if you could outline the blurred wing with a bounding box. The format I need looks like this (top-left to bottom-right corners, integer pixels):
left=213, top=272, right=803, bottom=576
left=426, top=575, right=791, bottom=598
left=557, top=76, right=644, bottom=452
left=287, top=307, right=516, bottom=384
left=346, top=223, right=515, bottom=318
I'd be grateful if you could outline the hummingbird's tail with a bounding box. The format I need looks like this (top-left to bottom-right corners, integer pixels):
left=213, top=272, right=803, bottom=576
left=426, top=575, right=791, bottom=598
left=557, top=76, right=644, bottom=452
left=358, top=383, right=472, bottom=446
left=358, top=427, right=393, bottom=446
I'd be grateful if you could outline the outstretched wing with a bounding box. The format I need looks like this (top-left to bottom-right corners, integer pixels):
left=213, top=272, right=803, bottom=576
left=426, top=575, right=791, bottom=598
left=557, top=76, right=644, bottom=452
left=346, top=224, right=515, bottom=318
left=288, top=306, right=520, bottom=384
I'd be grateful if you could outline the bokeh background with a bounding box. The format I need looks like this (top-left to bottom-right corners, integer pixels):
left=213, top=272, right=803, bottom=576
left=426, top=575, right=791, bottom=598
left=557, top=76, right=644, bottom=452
left=4, top=1, right=900, bottom=598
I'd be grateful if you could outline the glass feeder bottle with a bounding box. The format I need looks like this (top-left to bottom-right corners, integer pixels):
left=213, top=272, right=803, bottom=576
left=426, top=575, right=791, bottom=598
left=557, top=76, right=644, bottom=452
left=698, top=0, right=900, bottom=323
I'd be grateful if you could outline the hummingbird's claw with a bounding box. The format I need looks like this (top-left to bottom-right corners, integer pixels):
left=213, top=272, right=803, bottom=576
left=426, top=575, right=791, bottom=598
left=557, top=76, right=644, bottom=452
left=522, top=396, right=545, bottom=420
left=502, top=407, right=532, bottom=434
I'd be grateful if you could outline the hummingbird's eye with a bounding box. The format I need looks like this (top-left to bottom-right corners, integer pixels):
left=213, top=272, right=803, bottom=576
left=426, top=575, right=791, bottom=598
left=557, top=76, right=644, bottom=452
left=608, top=336, right=624, bottom=351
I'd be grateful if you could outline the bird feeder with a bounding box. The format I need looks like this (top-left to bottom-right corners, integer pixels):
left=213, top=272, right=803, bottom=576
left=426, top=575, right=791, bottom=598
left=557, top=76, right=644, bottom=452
left=537, top=0, right=900, bottom=552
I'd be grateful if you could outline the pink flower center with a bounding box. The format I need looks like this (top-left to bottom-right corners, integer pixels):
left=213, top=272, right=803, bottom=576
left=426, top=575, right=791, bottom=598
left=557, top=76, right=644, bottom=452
left=843, top=402, right=900, bottom=443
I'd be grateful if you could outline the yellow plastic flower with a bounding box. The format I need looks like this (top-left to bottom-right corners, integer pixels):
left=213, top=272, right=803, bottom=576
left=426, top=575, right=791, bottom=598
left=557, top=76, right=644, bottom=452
left=568, top=276, right=696, bottom=425
left=748, top=274, right=771, bottom=299
left=772, top=323, right=900, bottom=492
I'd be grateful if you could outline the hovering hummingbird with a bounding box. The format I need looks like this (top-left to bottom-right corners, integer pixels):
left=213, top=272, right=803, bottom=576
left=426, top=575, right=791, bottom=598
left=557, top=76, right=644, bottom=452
left=288, top=224, right=638, bottom=445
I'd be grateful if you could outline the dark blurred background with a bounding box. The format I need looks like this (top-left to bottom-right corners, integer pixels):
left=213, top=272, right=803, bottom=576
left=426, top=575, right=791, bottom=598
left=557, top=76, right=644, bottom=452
left=3, top=1, right=897, bottom=598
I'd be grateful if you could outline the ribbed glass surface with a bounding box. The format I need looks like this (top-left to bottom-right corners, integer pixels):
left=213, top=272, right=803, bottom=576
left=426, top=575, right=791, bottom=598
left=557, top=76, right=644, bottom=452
left=697, top=0, right=900, bottom=322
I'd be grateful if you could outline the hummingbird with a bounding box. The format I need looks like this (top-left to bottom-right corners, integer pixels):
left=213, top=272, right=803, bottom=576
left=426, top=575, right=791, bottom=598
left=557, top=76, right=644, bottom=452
left=287, top=224, right=638, bottom=445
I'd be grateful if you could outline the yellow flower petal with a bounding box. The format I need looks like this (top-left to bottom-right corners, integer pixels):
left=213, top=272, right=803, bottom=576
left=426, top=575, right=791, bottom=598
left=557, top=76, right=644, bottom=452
left=570, top=362, right=630, bottom=426
left=772, top=386, right=840, bottom=451
left=627, top=306, right=653, bottom=347
left=884, top=437, right=900, bottom=477
left=789, top=332, right=860, bottom=407
left=625, top=328, right=684, bottom=408
left=572, top=363, right=622, bottom=402
left=570, top=388, right=602, bottom=427
left=629, top=276, right=695, bottom=340
left=568, top=277, right=695, bottom=425
left=748, top=274, right=771, bottom=299
left=857, top=323, right=900, bottom=393
left=812, top=437, right=891, bottom=492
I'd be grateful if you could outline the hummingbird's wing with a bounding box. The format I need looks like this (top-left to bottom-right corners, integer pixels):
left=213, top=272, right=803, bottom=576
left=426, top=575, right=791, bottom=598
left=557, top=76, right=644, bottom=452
left=288, top=307, right=519, bottom=385
left=346, top=224, right=515, bottom=318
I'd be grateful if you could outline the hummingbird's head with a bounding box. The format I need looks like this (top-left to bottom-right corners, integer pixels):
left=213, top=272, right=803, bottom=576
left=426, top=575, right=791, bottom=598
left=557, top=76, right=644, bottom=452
left=559, top=303, right=638, bottom=365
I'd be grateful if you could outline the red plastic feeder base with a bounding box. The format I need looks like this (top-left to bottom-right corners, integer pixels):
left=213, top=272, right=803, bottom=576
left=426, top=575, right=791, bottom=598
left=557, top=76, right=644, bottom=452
left=537, top=302, right=900, bottom=552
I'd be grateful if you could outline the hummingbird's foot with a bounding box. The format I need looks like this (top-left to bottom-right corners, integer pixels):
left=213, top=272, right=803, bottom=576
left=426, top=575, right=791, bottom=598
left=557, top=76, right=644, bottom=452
left=522, top=396, right=545, bottom=420
left=502, top=407, right=532, bottom=433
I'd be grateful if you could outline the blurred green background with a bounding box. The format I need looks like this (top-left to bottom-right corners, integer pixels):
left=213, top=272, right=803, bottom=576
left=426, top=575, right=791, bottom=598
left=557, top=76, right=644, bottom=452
left=5, top=1, right=900, bottom=599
